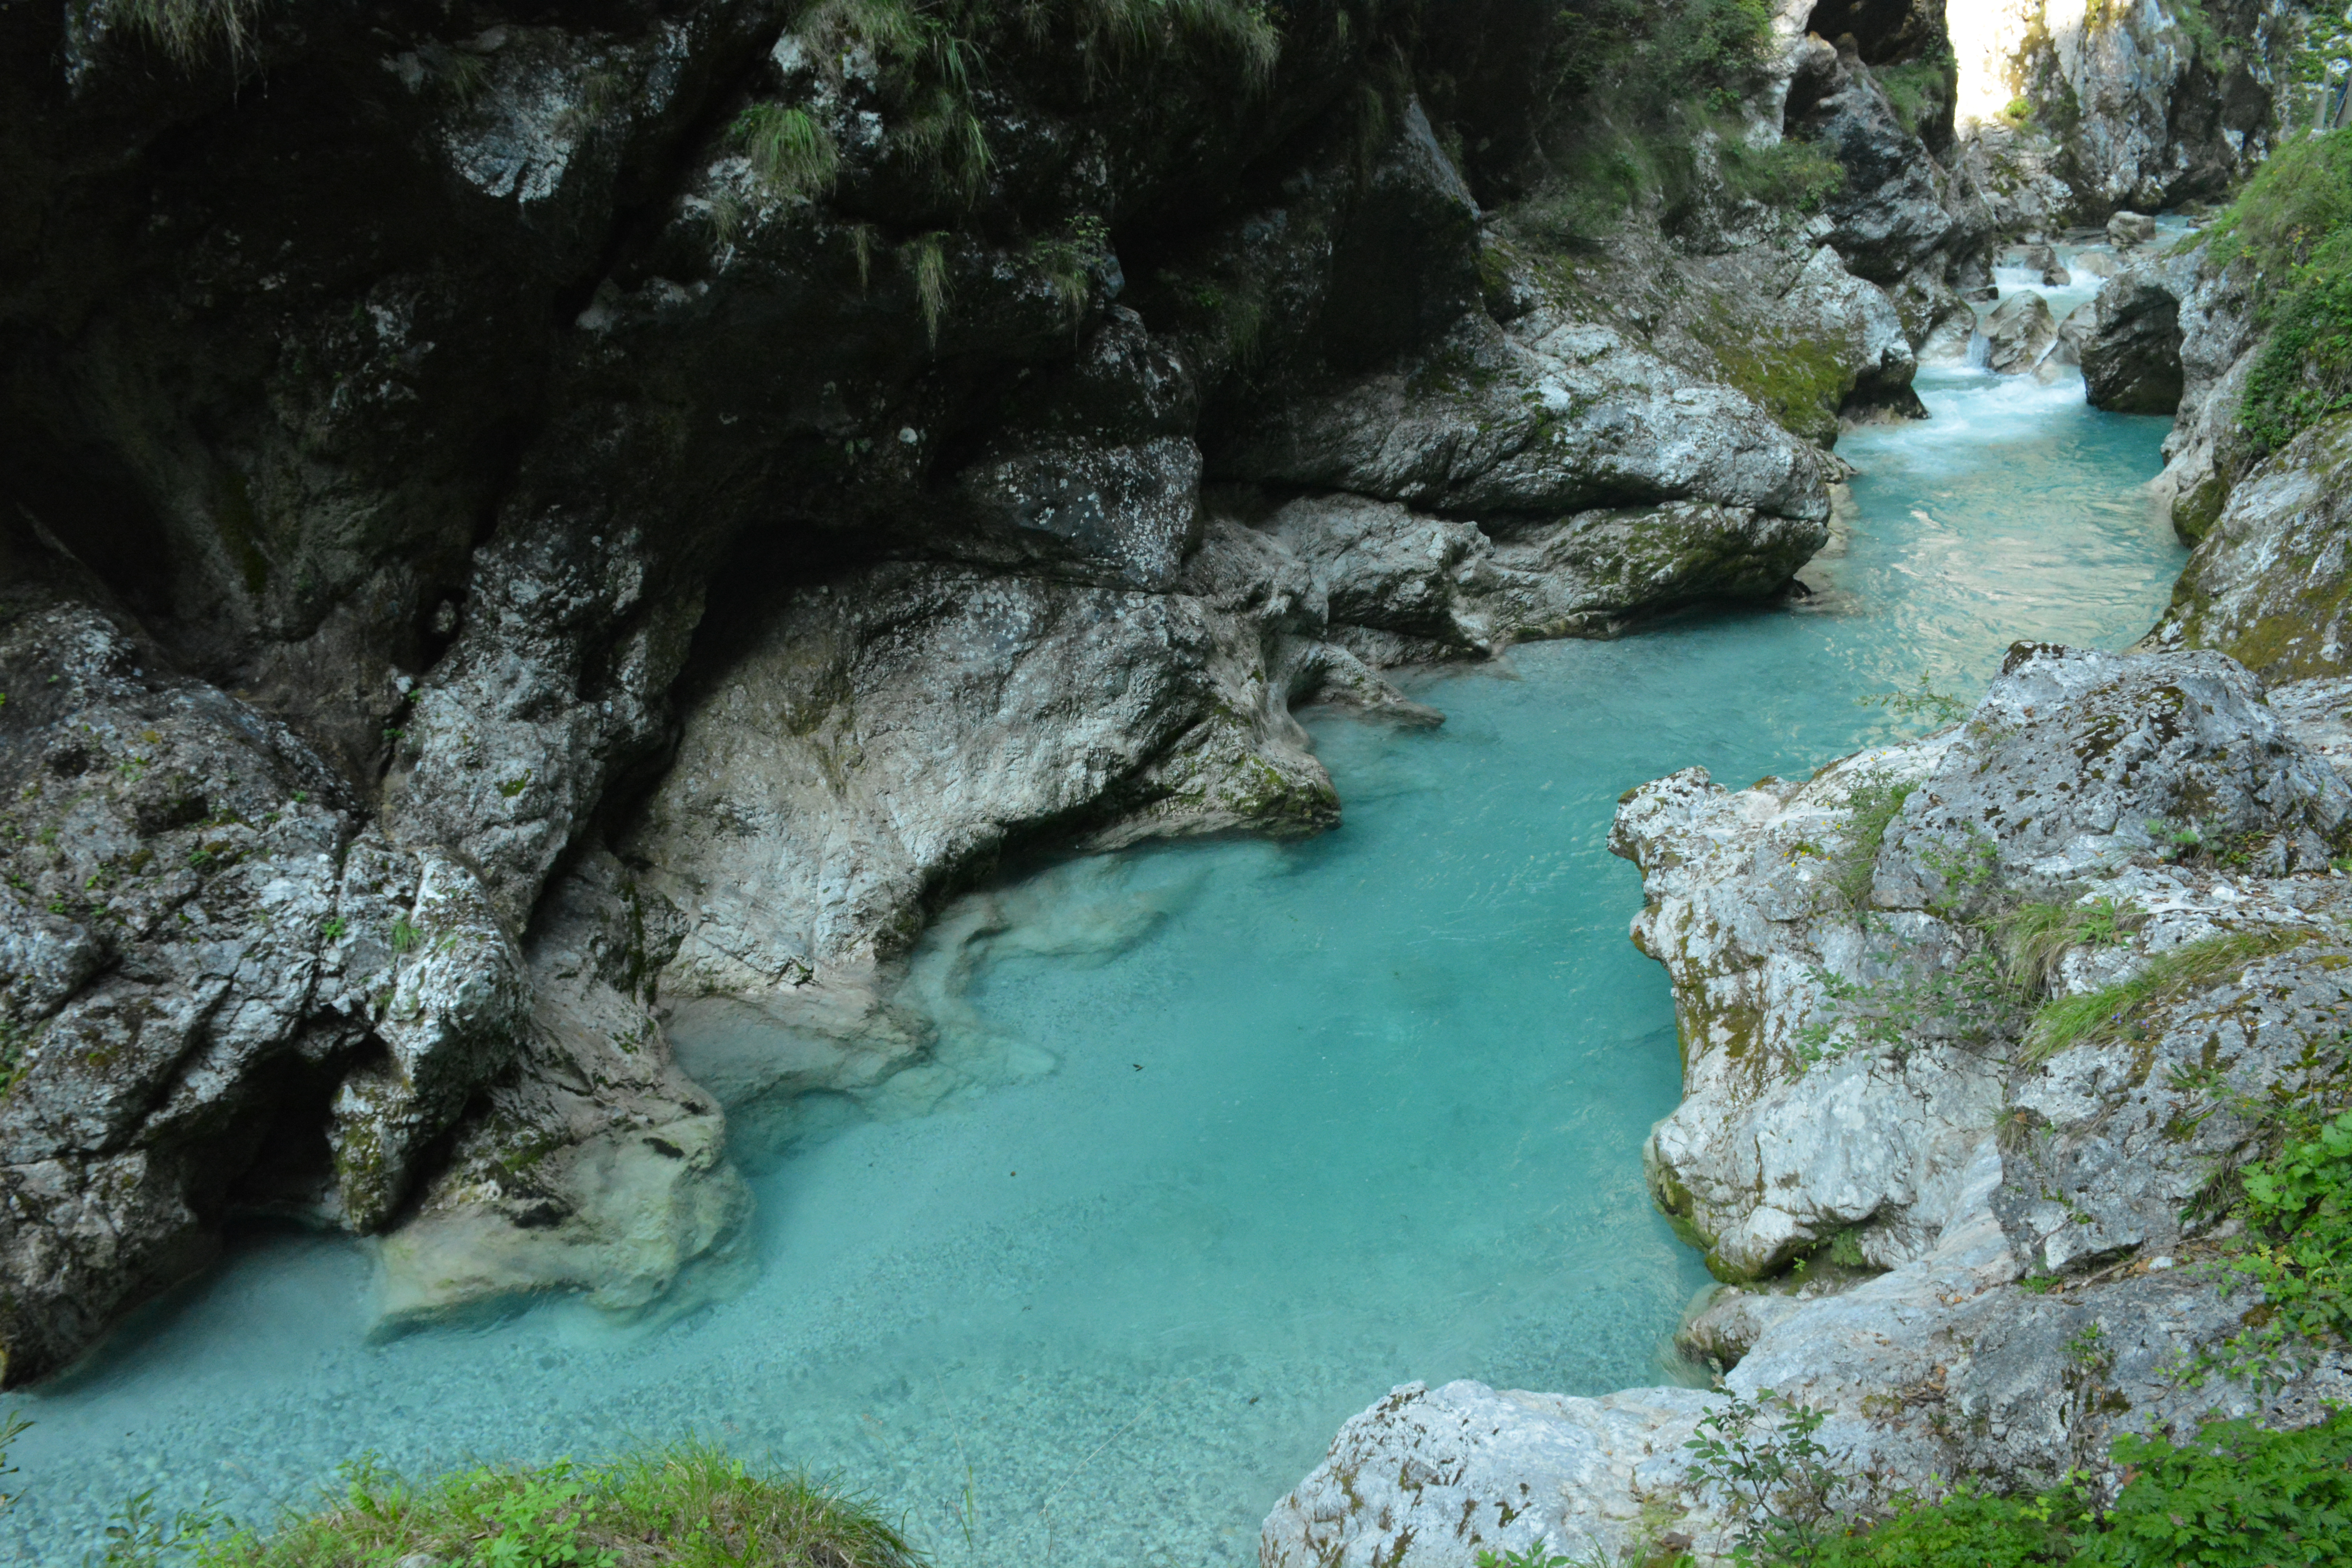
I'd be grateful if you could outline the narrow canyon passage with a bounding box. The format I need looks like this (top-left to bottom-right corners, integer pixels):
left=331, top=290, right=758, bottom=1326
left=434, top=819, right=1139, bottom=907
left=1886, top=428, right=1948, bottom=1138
left=9, top=360, right=2179, bottom=1565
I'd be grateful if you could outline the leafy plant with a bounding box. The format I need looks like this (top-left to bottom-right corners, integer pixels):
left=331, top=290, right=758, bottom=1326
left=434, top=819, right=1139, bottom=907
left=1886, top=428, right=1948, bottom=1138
left=1815, top=1481, right=2085, bottom=1568
left=2224, top=1108, right=2352, bottom=1352
left=1684, top=1388, right=1845, bottom=1567
left=1827, top=773, right=1916, bottom=914
left=92, top=1485, right=229, bottom=1567
left=2088, top=1413, right=2352, bottom=1566
left=1475, top=1548, right=1577, bottom=1568
left=1859, top=676, right=1969, bottom=728
left=390, top=914, right=420, bottom=955
left=2062, top=1321, right=2112, bottom=1375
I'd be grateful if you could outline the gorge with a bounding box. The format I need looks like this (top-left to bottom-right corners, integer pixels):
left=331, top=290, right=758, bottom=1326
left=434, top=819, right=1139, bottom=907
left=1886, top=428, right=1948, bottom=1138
left=3, top=0, right=2351, bottom=1564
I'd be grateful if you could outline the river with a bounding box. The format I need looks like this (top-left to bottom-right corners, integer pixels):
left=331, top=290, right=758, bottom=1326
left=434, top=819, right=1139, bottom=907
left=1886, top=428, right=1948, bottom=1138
left=7, top=313, right=2182, bottom=1564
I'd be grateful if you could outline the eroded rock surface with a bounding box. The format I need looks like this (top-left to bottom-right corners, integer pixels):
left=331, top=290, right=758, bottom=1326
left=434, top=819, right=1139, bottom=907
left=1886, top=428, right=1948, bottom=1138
left=1269, top=642, right=2352, bottom=1563
left=2153, top=414, right=2352, bottom=681
left=1, top=0, right=1926, bottom=1376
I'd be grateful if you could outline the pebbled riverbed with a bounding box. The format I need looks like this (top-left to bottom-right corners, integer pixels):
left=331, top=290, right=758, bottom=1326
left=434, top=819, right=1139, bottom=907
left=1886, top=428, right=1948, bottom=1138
left=7, top=358, right=2179, bottom=1566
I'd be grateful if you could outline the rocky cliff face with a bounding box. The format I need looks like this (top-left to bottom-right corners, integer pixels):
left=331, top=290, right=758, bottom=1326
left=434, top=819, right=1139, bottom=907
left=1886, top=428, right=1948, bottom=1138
left=1950, top=0, right=2309, bottom=229
left=0, top=0, right=1980, bottom=1383
left=1265, top=642, right=2352, bottom=1567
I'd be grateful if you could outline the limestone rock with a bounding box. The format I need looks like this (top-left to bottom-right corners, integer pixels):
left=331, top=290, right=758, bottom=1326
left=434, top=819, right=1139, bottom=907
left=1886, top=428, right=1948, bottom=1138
left=2020, top=242, right=2071, bottom=288
left=1265, top=492, right=1828, bottom=653
left=2107, top=211, right=2157, bottom=249
left=1216, top=313, right=1833, bottom=525
left=1784, top=37, right=1991, bottom=290
left=625, top=557, right=1339, bottom=1003
left=1609, top=738, right=2001, bottom=1280
left=1260, top=1380, right=1729, bottom=1568
left=1980, top=291, right=2058, bottom=374
left=2045, top=301, right=2095, bottom=370
left=1877, top=644, right=2351, bottom=901
left=1951, top=1, right=2300, bottom=220
left=2082, top=274, right=2185, bottom=413
left=326, top=835, right=531, bottom=1232
left=1999, top=920, right=2352, bottom=1276
left=2152, top=414, right=2352, bottom=682
left=0, top=596, right=527, bottom=1381
left=1281, top=644, right=2352, bottom=1557
left=374, top=854, right=750, bottom=1329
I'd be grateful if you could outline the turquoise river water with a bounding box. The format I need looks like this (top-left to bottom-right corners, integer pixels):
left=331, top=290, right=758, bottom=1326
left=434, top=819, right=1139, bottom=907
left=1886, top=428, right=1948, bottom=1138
left=8, top=356, right=2180, bottom=1565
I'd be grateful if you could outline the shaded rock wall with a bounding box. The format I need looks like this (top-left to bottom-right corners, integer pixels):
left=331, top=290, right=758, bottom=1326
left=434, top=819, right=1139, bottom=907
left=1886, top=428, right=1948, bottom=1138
left=0, top=0, right=1950, bottom=1381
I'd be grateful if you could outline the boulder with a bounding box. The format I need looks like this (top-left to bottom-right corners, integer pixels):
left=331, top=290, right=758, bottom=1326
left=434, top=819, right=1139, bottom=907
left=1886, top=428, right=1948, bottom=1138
left=1261, top=1380, right=1731, bottom=1568
left=1979, top=290, right=2057, bottom=373
left=1215, top=312, right=1833, bottom=524
left=2045, top=301, right=2095, bottom=368
left=1264, top=492, right=1828, bottom=654
left=2021, top=242, right=2071, bottom=287
left=1876, top=643, right=2351, bottom=898
left=2107, top=210, right=2158, bottom=248
left=2081, top=273, right=2185, bottom=412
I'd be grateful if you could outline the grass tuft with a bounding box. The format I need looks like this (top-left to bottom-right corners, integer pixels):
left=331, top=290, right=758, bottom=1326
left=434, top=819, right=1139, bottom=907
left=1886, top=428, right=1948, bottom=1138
left=2020, top=927, right=2309, bottom=1065
left=1994, top=896, right=2143, bottom=995
left=192, top=1442, right=926, bottom=1567
left=115, top=0, right=263, bottom=66
left=734, top=103, right=842, bottom=201
left=910, top=233, right=951, bottom=345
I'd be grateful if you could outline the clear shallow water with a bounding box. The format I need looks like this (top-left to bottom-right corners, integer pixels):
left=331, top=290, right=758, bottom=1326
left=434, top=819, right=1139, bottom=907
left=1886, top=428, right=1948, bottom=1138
left=6, top=365, right=2180, bottom=1566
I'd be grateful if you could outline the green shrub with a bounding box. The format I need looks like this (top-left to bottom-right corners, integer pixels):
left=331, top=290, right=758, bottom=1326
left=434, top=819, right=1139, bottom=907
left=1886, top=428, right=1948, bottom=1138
left=194, top=1443, right=925, bottom=1567
left=1684, top=1388, right=1846, bottom=1567
left=1872, top=54, right=1955, bottom=140
left=1719, top=136, right=1847, bottom=213
left=2085, top=1413, right=2352, bottom=1567
left=1503, top=0, right=1780, bottom=247
left=1814, top=1412, right=2352, bottom=1567
left=2200, top=129, right=2352, bottom=453
left=1829, top=773, right=1915, bottom=913
left=1817, top=1486, right=2083, bottom=1568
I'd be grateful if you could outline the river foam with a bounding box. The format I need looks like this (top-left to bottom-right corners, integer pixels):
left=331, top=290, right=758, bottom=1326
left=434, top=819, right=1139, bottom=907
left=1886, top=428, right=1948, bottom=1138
left=5, top=364, right=2179, bottom=1566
